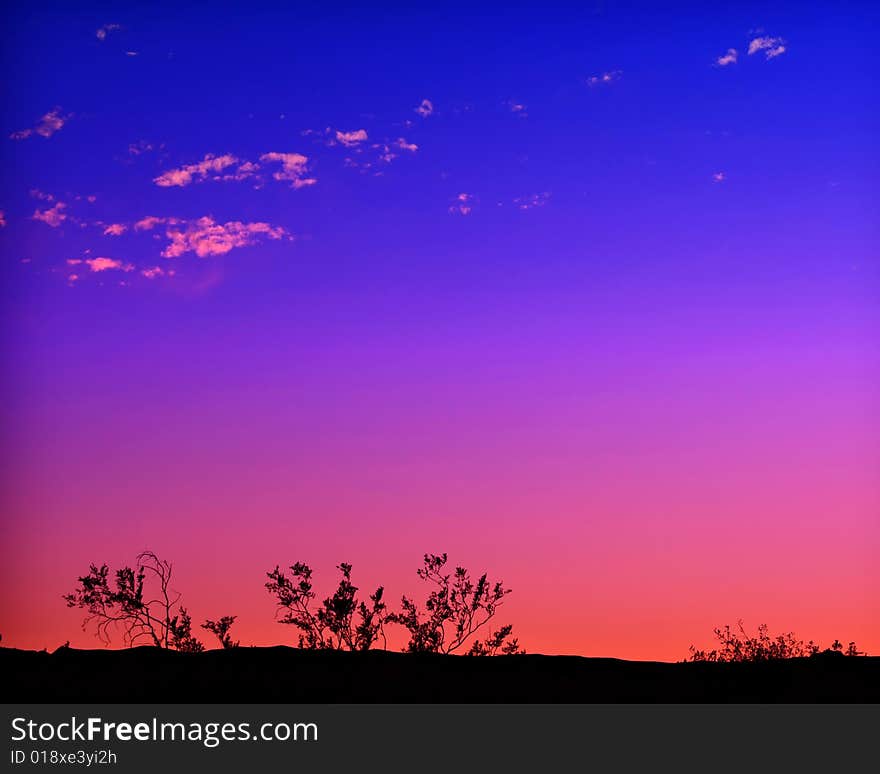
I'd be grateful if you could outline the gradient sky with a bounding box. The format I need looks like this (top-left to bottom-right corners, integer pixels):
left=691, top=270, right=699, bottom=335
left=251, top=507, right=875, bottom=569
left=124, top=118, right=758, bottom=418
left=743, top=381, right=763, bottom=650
left=1, top=2, right=877, bottom=661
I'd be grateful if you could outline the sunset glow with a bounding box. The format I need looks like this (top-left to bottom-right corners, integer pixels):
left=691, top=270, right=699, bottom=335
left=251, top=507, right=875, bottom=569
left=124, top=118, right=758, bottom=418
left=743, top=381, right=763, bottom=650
left=0, top=3, right=877, bottom=661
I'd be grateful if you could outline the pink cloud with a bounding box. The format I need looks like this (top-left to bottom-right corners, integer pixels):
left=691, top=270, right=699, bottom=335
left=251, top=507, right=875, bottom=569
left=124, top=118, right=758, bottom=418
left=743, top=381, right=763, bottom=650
left=415, top=99, right=434, bottom=117
left=10, top=107, right=71, bottom=140
left=134, top=215, right=167, bottom=231
left=0, top=210, right=5, bottom=228
left=84, top=257, right=133, bottom=273
left=259, top=152, right=316, bottom=188
left=716, top=48, right=738, bottom=66
left=96, top=23, right=122, bottom=41
left=103, top=223, right=127, bottom=236
left=32, top=202, right=67, bottom=227
left=513, top=192, right=550, bottom=210
left=449, top=193, right=474, bottom=216
left=394, top=137, right=418, bottom=152
left=748, top=36, right=786, bottom=59
left=587, top=70, right=622, bottom=86
left=161, top=216, right=287, bottom=258
left=128, top=140, right=160, bottom=156
left=335, top=129, right=368, bottom=147
left=141, top=266, right=175, bottom=279
left=154, top=154, right=241, bottom=187
left=712, top=171, right=726, bottom=183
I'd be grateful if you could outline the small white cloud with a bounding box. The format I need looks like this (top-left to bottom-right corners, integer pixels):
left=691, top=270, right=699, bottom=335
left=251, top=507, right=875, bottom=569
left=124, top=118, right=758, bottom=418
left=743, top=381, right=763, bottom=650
left=415, top=98, right=434, bottom=117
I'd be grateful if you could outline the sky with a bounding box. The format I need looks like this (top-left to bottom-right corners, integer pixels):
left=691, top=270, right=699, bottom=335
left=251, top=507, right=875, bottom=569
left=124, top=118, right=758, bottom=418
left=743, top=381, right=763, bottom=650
left=0, top=1, right=877, bottom=661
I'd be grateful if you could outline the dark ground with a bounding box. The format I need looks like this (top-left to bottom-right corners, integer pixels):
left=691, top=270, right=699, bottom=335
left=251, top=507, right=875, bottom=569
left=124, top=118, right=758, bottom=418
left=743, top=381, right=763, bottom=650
left=3, top=646, right=877, bottom=702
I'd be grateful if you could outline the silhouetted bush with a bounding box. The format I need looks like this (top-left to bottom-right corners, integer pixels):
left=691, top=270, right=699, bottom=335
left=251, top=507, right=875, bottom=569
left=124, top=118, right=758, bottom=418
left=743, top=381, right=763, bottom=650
left=202, top=616, right=239, bottom=649
left=688, top=620, right=865, bottom=662
left=265, top=562, right=387, bottom=650
left=387, top=553, right=523, bottom=655
left=64, top=550, right=233, bottom=651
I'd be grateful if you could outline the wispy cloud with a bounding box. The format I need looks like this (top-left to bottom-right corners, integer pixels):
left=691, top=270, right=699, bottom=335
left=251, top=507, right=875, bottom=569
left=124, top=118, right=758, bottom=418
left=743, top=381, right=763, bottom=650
left=716, top=48, right=738, bottom=66
left=141, top=266, right=175, bottom=279
left=748, top=35, right=786, bottom=59
left=335, top=129, right=368, bottom=147
left=154, top=153, right=244, bottom=187
left=32, top=202, right=68, bottom=227
left=134, top=215, right=176, bottom=231
left=155, top=152, right=315, bottom=188
left=415, top=99, right=434, bottom=117
left=507, top=101, right=528, bottom=117
left=712, top=171, right=726, bottom=183
left=10, top=107, right=71, bottom=140
left=372, top=137, right=419, bottom=164
left=128, top=140, right=158, bottom=156
left=103, top=223, right=127, bottom=236
left=259, top=152, right=317, bottom=187
left=162, top=216, right=287, bottom=258
left=29, top=189, right=55, bottom=202
left=0, top=210, right=6, bottom=228
left=96, top=23, right=122, bottom=41
left=84, top=256, right=134, bottom=273
left=448, top=193, right=474, bottom=215
left=587, top=70, right=622, bottom=86
left=513, top=192, right=550, bottom=210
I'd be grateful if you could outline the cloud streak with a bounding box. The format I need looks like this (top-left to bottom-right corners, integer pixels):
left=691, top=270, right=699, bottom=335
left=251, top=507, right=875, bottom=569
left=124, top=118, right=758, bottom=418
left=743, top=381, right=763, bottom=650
left=587, top=71, right=622, bottom=86
left=96, top=23, right=122, bottom=41
left=10, top=107, right=71, bottom=140
left=154, top=152, right=315, bottom=188
left=748, top=36, right=786, bottom=60
left=716, top=48, right=738, bottom=66
left=154, top=154, right=243, bottom=187
left=161, top=216, right=287, bottom=258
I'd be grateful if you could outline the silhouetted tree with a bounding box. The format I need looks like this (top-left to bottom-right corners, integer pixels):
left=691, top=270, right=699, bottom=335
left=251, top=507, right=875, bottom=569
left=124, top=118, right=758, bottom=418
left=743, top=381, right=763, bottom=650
left=64, top=550, right=233, bottom=652
left=688, top=620, right=866, bottom=661
left=202, top=616, right=239, bottom=649
left=265, top=562, right=387, bottom=650
left=387, top=553, right=522, bottom=655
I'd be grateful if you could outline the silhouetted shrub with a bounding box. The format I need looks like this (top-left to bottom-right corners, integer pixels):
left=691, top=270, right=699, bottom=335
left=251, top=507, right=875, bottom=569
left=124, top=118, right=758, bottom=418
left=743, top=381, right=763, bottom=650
left=202, top=616, right=239, bottom=649
left=688, top=620, right=866, bottom=662
left=169, top=607, right=204, bottom=653
left=64, top=550, right=233, bottom=651
left=265, top=562, right=387, bottom=650
left=387, top=553, right=523, bottom=655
